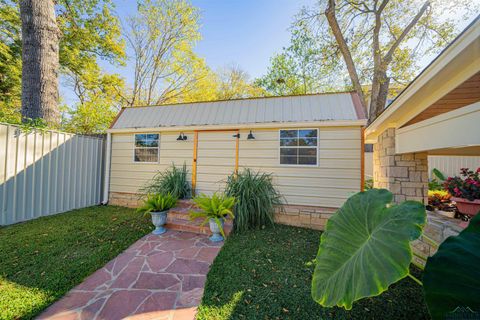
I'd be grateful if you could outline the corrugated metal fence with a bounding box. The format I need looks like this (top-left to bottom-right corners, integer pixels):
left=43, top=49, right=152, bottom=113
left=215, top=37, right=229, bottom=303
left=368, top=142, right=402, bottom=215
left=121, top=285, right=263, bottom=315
left=428, top=155, right=480, bottom=178
left=0, top=123, right=105, bottom=225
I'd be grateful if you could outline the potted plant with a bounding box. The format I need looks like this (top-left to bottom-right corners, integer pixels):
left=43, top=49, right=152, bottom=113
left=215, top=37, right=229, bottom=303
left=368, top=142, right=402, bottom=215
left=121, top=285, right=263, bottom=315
left=444, top=168, right=480, bottom=217
left=189, top=193, right=235, bottom=242
left=137, top=193, right=178, bottom=234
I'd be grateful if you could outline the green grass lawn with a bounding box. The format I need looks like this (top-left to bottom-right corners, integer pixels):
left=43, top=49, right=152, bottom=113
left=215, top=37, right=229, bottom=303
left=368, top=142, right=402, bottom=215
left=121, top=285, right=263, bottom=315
left=197, top=224, right=430, bottom=320
left=0, top=206, right=152, bottom=320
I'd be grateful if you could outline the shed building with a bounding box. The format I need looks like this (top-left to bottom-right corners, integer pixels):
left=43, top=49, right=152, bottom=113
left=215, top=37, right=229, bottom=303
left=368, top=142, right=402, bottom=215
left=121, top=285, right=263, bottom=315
left=105, top=92, right=367, bottom=229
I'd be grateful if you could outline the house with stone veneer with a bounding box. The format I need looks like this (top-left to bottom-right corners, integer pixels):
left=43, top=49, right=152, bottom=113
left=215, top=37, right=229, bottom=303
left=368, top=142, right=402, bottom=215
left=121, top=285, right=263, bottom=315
left=365, top=16, right=480, bottom=263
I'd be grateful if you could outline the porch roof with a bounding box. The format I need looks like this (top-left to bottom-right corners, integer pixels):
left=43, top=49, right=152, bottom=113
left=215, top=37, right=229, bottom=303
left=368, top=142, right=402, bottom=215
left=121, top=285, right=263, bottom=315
left=365, top=16, right=480, bottom=145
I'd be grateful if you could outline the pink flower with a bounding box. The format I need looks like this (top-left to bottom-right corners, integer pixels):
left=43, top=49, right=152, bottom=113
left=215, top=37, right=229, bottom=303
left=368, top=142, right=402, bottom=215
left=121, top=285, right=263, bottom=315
left=476, top=167, right=480, bottom=173
left=454, top=187, right=461, bottom=196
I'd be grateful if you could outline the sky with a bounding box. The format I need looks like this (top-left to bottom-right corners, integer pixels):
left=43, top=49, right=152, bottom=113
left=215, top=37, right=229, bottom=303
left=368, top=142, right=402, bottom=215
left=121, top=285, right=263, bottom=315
left=61, top=0, right=317, bottom=104
left=60, top=0, right=477, bottom=105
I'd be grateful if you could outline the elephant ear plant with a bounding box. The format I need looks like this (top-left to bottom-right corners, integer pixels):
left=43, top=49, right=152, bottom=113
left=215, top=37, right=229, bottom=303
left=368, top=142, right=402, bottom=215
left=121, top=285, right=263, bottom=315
left=311, top=188, right=480, bottom=319
left=423, top=213, right=480, bottom=319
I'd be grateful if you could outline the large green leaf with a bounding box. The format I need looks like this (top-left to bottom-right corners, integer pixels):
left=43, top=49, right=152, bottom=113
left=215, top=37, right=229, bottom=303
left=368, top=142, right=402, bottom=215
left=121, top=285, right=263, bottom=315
left=311, top=189, right=426, bottom=310
left=423, top=214, right=480, bottom=319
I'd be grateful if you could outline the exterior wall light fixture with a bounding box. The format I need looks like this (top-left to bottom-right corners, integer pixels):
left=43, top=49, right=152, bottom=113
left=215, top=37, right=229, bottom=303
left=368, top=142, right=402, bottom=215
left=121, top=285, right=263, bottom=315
left=177, top=132, right=187, bottom=141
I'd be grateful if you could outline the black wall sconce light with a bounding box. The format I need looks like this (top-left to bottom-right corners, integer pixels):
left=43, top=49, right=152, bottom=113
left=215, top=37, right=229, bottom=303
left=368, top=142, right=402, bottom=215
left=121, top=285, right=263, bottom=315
left=247, top=130, right=255, bottom=140
left=177, top=132, right=187, bottom=141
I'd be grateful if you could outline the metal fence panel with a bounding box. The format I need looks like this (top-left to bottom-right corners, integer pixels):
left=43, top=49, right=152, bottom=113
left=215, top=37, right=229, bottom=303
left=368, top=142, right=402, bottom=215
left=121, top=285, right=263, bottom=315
left=0, top=123, right=105, bottom=225
left=428, top=156, right=480, bottom=178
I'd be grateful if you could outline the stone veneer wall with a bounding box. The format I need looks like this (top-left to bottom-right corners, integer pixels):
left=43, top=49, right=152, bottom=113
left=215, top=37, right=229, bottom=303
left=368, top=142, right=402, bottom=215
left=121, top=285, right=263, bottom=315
left=110, top=192, right=336, bottom=230
left=274, top=205, right=337, bottom=230
left=109, top=192, right=142, bottom=208
left=373, top=128, right=429, bottom=204
left=411, top=212, right=464, bottom=266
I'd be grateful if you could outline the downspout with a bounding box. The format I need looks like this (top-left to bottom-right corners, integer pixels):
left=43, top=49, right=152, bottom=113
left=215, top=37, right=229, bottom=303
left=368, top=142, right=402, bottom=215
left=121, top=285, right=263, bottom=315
left=102, top=132, right=112, bottom=204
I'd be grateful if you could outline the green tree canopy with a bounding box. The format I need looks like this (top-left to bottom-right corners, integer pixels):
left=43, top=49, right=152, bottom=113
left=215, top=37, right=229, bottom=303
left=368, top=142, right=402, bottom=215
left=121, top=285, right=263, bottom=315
left=0, top=0, right=126, bottom=132
left=257, top=0, right=478, bottom=121
left=0, top=0, right=22, bottom=123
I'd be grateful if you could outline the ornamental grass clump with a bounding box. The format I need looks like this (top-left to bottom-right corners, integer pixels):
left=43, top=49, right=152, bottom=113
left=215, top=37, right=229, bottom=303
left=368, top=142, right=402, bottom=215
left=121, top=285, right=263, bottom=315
left=139, top=163, right=191, bottom=199
left=225, top=168, right=284, bottom=233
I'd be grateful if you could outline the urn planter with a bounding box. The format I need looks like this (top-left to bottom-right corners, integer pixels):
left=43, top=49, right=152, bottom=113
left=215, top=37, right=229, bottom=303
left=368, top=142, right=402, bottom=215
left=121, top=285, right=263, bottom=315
left=209, top=218, right=225, bottom=242
left=151, top=211, right=168, bottom=235
left=451, top=197, right=480, bottom=217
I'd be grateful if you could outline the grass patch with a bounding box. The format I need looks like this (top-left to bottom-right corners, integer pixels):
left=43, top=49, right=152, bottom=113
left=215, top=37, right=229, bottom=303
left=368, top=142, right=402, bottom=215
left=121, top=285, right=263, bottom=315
left=0, top=205, right=152, bottom=320
left=197, top=224, right=430, bottom=320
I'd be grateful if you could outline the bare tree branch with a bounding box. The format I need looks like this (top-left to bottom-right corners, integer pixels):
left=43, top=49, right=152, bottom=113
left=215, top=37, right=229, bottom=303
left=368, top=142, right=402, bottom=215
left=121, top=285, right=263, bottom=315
left=383, top=1, right=430, bottom=63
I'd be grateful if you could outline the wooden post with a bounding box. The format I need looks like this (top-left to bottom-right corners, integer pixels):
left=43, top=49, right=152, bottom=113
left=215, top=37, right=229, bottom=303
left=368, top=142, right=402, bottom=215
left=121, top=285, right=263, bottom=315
left=235, top=129, right=239, bottom=175
left=360, top=126, right=365, bottom=192
left=192, top=131, right=198, bottom=196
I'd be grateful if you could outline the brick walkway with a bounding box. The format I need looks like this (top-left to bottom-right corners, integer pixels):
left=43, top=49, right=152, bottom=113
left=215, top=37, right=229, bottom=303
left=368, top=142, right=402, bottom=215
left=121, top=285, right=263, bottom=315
left=37, top=231, right=223, bottom=320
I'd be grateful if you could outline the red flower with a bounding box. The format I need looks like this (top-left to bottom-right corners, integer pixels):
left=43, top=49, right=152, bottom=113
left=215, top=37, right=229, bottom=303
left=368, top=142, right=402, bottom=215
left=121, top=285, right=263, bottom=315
left=476, top=167, right=480, bottom=173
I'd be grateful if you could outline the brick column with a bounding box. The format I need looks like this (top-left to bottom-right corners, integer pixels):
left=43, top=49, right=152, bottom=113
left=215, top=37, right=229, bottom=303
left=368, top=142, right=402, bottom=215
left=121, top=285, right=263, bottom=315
left=373, top=128, right=428, bottom=204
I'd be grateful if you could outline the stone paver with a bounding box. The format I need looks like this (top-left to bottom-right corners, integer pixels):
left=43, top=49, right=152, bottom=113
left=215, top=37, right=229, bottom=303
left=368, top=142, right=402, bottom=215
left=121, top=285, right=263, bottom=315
left=37, top=230, right=223, bottom=320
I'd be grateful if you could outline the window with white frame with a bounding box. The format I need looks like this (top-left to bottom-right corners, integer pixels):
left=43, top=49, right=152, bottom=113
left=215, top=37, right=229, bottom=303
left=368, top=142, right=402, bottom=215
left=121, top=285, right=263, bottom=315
left=279, top=129, right=318, bottom=165
left=134, top=134, right=159, bottom=163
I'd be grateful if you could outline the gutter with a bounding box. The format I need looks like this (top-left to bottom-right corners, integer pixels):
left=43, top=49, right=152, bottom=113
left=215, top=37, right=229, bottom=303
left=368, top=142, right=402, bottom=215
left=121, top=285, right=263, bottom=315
left=102, top=132, right=112, bottom=205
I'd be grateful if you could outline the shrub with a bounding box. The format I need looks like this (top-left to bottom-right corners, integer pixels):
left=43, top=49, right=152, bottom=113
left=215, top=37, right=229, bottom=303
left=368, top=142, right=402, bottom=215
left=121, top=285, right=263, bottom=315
left=427, top=190, right=451, bottom=209
left=136, top=193, right=178, bottom=215
left=428, top=190, right=450, bottom=202
left=139, top=163, right=191, bottom=199
left=225, top=168, right=284, bottom=233
left=429, top=168, right=446, bottom=191
left=364, top=178, right=374, bottom=190
left=443, top=168, right=480, bottom=201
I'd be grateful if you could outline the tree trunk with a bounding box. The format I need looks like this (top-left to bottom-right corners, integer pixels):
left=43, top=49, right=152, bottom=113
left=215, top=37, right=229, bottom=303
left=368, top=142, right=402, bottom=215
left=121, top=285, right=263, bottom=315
left=325, top=0, right=368, bottom=118
left=369, top=69, right=390, bottom=122
left=20, top=0, right=60, bottom=126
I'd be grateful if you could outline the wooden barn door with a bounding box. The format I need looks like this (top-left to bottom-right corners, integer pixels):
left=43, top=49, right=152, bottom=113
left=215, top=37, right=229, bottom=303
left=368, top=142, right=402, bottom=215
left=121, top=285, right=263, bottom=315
left=193, top=130, right=239, bottom=196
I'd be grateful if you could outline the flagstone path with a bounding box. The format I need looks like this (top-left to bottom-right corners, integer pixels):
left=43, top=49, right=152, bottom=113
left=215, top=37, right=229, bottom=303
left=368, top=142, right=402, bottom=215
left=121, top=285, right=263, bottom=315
left=37, top=230, right=223, bottom=320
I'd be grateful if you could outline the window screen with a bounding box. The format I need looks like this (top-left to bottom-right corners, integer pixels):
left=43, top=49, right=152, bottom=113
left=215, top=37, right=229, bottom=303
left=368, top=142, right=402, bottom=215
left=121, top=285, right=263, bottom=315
left=280, top=129, right=318, bottom=165
left=134, top=134, right=159, bottom=163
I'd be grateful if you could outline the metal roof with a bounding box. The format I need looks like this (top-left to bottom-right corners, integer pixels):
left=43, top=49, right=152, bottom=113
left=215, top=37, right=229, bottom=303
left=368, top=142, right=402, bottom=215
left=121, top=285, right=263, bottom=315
left=111, top=92, right=365, bottom=130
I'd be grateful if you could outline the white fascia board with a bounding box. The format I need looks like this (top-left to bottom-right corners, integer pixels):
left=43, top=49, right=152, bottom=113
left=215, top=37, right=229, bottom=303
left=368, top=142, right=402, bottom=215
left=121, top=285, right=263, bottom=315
left=395, top=102, right=480, bottom=154
left=107, top=120, right=367, bottom=133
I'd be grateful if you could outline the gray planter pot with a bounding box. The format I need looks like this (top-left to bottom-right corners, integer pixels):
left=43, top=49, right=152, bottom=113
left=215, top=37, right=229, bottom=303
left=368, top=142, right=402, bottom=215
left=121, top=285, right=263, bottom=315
left=209, top=217, right=225, bottom=242
left=151, top=211, right=168, bottom=235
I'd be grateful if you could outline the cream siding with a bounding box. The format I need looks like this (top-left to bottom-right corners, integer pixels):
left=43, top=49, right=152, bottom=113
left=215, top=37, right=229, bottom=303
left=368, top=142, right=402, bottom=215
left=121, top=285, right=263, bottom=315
left=237, top=128, right=361, bottom=207
left=196, top=131, right=237, bottom=195
left=109, top=126, right=362, bottom=208
left=110, top=131, right=194, bottom=194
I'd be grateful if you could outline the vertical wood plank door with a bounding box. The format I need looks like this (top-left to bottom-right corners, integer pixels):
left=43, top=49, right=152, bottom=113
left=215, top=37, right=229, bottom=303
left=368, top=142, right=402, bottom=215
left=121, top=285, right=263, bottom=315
left=195, top=131, right=237, bottom=195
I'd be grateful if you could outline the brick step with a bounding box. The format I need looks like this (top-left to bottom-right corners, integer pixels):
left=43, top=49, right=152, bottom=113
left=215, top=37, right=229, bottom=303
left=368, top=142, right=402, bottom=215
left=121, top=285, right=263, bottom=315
left=168, top=208, right=202, bottom=221
left=165, top=217, right=232, bottom=235
left=176, top=199, right=196, bottom=209
left=167, top=200, right=233, bottom=236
